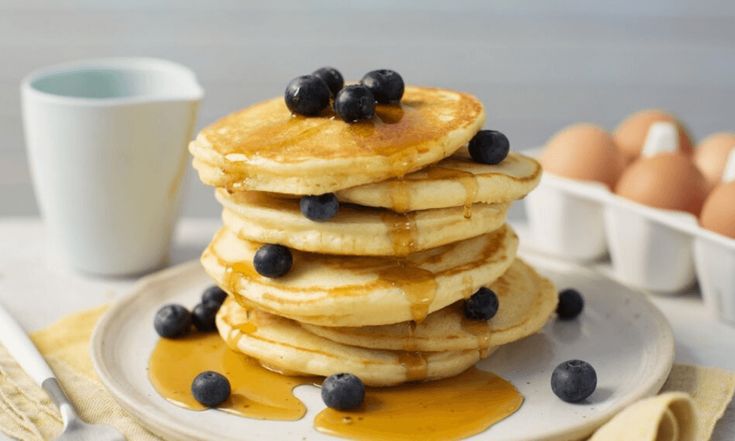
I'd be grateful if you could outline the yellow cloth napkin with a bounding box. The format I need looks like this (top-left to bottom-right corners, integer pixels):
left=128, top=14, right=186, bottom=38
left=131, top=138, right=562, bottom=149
left=0, top=306, right=160, bottom=441
left=0, top=307, right=733, bottom=441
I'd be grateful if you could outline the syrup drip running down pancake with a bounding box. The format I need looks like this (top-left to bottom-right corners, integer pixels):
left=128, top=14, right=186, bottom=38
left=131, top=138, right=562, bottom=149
left=216, top=188, right=510, bottom=256
left=337, top=149, right=542, bottom=213
left=201, top=224, right=518, bottom=327
left=215, top=297, right=494, bottom=386
left=189, top=87, right=485, bottom=194
left=302, top=259, right=557, bottom=352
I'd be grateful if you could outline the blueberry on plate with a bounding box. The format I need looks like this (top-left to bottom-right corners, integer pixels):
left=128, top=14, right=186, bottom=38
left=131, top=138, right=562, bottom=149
left=361, top=69, right=404, bottom=103
left=254, top=244, right=293, bottom=278
left=300, top=193, right=339, bottom=221
left=464, top=287, right=499, bottom=321
left=334, top=85, right=375, bottom=122
left=201, top=285, right=227, bottom=308
left=154, top=304, right=191, bottom=338
left=468, top=130, right=510, bottom=165
left=191, top=371, right=231, bottom=407
left=284, top=75, right=331, bottom=116
left=551, top=359, right=597, bottom=403
left=321, top=373, right=365, bottom=410
left=312, top=66, right=344, bottom=97
left=192, top=302, right=219, bottom=332
left=556, top=288, right=584, bottom=320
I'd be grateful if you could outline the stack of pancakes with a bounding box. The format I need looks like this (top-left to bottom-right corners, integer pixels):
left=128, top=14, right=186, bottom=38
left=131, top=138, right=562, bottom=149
left=190, top=86, right=556, bottom=386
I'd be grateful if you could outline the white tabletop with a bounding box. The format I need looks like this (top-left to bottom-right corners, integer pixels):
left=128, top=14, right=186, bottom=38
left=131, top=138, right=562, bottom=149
left=1, top=217, right=733, bottom=439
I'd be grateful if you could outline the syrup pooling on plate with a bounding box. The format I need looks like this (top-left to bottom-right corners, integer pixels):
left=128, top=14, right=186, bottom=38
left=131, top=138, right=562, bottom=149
left=314, top=367, right=523, bottom=441
left=149, top=334, right=522, bottom=439
left=148, top=333, right=314, bottom=420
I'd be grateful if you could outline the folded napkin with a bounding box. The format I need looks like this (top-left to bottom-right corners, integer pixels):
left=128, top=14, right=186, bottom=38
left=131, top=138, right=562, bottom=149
left=0, top=306, right=160, bottom=441
left=0, top=307, right=732, bottom=441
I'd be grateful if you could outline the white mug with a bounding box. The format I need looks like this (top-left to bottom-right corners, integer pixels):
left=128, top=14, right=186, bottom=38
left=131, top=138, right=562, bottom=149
left=22, top=58, right=203, bottom=276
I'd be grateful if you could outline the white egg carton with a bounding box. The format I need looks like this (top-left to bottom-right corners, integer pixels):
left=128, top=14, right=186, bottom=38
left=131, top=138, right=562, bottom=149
left=524, top=129, right=735, bottom=324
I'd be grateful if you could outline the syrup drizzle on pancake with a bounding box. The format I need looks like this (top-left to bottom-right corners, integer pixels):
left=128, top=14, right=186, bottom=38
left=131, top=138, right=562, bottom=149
left=387, top=179, right=411, bottom=213
left=203, top=90, right=478, bottom=162
left=221, top=253, right=439, bottom=324
left=425, top=166, right=479, bottom=218
left=376, top=262, right=437, bottom=322
left=202, top=225, right=516, bottom=327
left=397, top=352, right=429, bottom=381
left=404, top=321, right=418, bottom=351
left=380, top=211, right=418, bottom=255
left=460, top=317, right=492, bottom=350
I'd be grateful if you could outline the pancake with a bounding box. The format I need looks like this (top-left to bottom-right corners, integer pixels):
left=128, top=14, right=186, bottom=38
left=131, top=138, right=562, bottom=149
left=216, top=297, right=492, bottom=387
left=337, top=149, right=542, bottom=212
left=302, top=259, right=557, bottom=352
left=190, top=86, right=485, bottom=195
left=201, top=224, right=518, bottom=327
left=216, top=188, right=510, bottom=256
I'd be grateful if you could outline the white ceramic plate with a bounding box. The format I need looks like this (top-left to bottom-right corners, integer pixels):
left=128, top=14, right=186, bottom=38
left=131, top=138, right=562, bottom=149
left=91, top=255, right=674, bottom=441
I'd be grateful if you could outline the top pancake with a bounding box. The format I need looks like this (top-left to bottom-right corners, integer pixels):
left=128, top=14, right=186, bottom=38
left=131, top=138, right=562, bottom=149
left=190, top=86, right=485, bottom=195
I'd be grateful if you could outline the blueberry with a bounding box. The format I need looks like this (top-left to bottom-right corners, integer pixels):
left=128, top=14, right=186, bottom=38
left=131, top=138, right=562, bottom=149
left=201, top=285, right=227, bottom=307
left=468, top=130, right=510, bottom=165
left=321, top=373, right=365, bottom=410
left=463, top=287, right=499, bottom=320
left=312, top=67, right=344, bottom=97
left=334, top=85, right=375, bottom=122
left=254, top=244, right=293, bottom=278
left=284, top=75, right=330, bottom=116
left=361, top=69, right=404, bottom=103
left=192, top=302, right=219, bottom=332
left=557, top=288, right=584, bottom=320
left=551, top=360, right=597, bottom=403
left=154, top=304, right=191, bottom=338
left=300, top=193, right=339, bottom=221
left=191, top=371, right=231, bottom=407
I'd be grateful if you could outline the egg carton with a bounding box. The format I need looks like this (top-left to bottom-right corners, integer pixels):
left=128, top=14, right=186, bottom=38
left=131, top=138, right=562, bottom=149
left=524, top=149, right=735, bottom=325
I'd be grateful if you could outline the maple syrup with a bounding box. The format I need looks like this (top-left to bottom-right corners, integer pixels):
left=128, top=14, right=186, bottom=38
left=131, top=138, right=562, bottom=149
left=315, top=367, right=522, bottom=441
left=148, top=333, right=314, bottom=420
left=380, top=211, right=418, bottom=256
left=425, top=166, right=479, bottom=218
left=377, top=262, right=437, bottom=323
left=149, top=334, right=523, bottom=440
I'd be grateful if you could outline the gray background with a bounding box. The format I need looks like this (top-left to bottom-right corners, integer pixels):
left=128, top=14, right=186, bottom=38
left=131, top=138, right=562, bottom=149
left=2, top=0, right=734, bottom=217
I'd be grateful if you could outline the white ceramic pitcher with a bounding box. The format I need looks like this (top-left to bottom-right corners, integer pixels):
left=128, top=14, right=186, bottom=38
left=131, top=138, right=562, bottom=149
left=21, top=58, right=203, bottom=276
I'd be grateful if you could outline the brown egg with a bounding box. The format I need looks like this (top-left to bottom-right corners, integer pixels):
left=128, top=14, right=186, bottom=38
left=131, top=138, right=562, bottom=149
left=615, top=152, right=709, bottom=215
left=614, top=109, right=693, bottom=162
left=694, top=132, right=735, bottom=188
left=541, top=123, right=626, bottom=189
left=700, top=181, right=735, bottom=239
